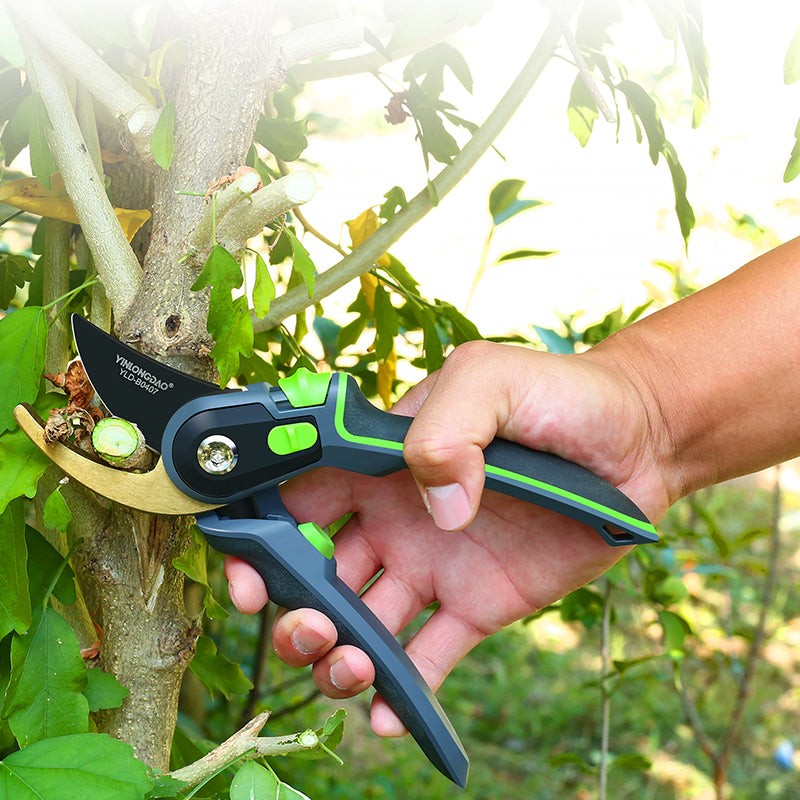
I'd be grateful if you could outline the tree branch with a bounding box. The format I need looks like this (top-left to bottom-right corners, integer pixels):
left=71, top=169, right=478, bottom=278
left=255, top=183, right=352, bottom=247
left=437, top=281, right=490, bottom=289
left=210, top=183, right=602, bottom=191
left=289, top=8, right=482, bottom=83
left=216, top=171, right=316, bottom=253
left=277, top=17, right=363, bottom=68
left=7, top=0, right=160, bottom=160
left=253, top=4, right=576, bottom=333
left=168, top=711, right=326, bottom=789
left=18, top=33, right=142, bottom=319
left=548, top=0, right=615, bottom=122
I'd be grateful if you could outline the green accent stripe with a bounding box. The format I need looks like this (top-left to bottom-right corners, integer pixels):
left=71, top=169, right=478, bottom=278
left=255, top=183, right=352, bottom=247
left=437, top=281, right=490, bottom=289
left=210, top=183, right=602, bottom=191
left=334, top=374, right=656, bottom=537
left=485, top=464, right=656, bottom=535
left=334, top=374, right=403, bottom=451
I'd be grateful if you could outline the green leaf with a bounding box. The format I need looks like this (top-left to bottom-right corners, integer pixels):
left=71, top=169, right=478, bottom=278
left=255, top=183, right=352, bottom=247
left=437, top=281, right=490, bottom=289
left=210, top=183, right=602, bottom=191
left=548, top=752, right=597, bottom=775
left=495, top=248, right=556, bottom=263
left=611, top=753, right=652, bottom=772
left=786, top=25, right=800, bottom=84
left=784, top=118, right=800, bottom=183
left=255, top=116, right=309, bottom=162
left=379, top=186, right=408, bottom=222
left=663, top=142, right=695, bottom=245
left=567, top=75, right=599, bottom=147
left=488, top=178, right=525, bottom=221
left=1, top=91, right=36, bottom=166
left=533, top=324, right=577, bottom=354
left=188, top=636, right=252, bottom=700
left=230, top=761, right=278, bottom=800
left=150, top=101, right=176, bottom=170
left=287, top=230, right=315, bottom=297
left=406, top=82, right=460, bottom=166
left=323, top=708, right=346, bottom=737
left=373, top=284, right=398, bottom=360
left=560, top=586, right=605, bottom=629
left=146, top=774, right=189, bottom=799
left=0, top=426, right=50, bottom=515
left=438, top=303, right=480, bottom=345
left=658, top=608, right=692, bottom=656
left=238, top=352, right=279, bottom=386
left=0, top=305, right=47, bottom=435
left=422, top=310, right=444, bottom=373
left=173, top=526, right=228, bottom=620
left=25, top=526, right=76, bottom=607
left=617, top=79, right=665, bottom=165
left=0, top=733, right=153, bottom=799
left=42, top=486, right=72, bottom=533
left=252, top=252, right=275, bottom=318
left=193, top=246, right=251, bottom=385
left=83, top=669, right=129, bottom=713
left=0, top=501, right=31, bottom=641
left=404, top=42, right=473, bottom=96
left=493, top=198, right=545, bottom=227
left=210, top=295, right=254, bottom=387
left=0, top=255, right=34, bottom=309
left=193, top=244, right=243, bottom=294
left=4, top=606, right=89, bottom=746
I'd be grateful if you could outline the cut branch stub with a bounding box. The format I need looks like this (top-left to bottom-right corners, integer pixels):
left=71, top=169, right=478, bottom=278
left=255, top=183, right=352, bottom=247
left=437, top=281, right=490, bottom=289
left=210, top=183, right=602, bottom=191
left=214, top=170, right=316, bottom=253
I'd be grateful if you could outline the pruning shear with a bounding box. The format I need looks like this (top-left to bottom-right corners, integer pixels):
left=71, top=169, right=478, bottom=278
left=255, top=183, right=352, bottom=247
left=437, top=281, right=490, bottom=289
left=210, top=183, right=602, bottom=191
left=15, top=313, right=658, bottom=788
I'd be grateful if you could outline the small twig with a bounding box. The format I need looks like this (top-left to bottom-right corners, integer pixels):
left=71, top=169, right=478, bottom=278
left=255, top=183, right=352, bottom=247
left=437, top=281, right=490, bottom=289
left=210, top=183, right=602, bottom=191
left=215, top=171, right=316, bottom=254
left=7, top=0, right=159, bottom=159
left=277, top=18, right=364, bottom=69
left=169, top=711, right=324, bottom=789
left=548, top=0, right=616, bottom=123
left=18, top=33, right=142, bottom=319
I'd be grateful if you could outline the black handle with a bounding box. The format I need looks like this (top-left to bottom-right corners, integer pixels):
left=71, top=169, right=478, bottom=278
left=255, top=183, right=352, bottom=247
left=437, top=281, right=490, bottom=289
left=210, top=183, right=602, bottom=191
left=337, top=376, right=657, bottom=546
left=195, top=493, right=469, bottom=788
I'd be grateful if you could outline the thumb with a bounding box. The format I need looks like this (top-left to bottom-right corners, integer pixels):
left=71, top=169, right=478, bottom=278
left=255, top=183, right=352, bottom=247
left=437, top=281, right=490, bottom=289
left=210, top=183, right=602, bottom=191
left=401, top=342, right=513, bottom=531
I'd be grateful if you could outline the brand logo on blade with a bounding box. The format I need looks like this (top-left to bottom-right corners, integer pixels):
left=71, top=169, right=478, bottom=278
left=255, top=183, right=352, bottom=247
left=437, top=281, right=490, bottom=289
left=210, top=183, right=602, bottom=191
left=115, top=353, right=174, bottom=395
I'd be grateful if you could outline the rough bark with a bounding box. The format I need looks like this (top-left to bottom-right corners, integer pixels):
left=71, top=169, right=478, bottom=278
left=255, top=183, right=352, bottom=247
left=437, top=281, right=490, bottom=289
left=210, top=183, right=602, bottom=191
left=118, top=0, right=280, bottom=378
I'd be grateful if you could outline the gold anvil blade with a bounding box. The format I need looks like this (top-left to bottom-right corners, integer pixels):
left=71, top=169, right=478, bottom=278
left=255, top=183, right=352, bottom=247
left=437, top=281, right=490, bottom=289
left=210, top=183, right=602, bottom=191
left=13, top=404, right=221, bottom=515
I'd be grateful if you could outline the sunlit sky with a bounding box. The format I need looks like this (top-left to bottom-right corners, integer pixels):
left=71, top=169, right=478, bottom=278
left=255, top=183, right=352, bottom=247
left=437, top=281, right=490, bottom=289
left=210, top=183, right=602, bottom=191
left=292, top=0, right=800, bottom=338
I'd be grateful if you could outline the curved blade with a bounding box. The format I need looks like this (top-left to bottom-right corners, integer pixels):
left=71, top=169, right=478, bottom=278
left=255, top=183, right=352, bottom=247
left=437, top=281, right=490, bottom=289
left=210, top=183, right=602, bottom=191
left=13, top=404, right=221, bottom=515
left=72, top=314, right=223, bottom=453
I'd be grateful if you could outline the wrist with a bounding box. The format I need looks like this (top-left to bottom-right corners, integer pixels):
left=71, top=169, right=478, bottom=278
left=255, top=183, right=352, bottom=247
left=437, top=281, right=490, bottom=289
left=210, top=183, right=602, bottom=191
left=579, top=333, right=683, bottom=517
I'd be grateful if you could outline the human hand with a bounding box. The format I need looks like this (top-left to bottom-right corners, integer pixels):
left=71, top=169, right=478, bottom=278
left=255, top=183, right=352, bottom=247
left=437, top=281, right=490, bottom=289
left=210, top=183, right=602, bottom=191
left=225, top=340, right=671, bottom=736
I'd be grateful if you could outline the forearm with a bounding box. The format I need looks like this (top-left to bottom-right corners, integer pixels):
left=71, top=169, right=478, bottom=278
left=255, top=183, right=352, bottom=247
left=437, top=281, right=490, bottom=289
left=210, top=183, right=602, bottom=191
left=588, top=235, right=800, bottom=504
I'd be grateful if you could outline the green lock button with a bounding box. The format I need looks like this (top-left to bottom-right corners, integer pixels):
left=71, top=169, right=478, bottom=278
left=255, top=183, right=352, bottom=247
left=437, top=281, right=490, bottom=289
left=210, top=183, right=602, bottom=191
left=298, top=522, right=334, bottom=559
left=278, top=368, right=332, bottom=408
left=267, top=422, right=318, bottom=456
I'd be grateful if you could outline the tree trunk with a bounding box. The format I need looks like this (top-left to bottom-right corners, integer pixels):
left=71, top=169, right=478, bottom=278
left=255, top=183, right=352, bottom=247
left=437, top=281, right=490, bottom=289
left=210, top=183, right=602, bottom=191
left=52, top=0, right=279, bottom=771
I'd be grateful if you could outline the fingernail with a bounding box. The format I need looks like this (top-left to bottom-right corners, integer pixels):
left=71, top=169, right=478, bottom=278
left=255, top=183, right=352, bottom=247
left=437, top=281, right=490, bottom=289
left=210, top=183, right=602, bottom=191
left=291, top=624, right=329, bottom=655
left=330, top=657, right=360, bottom=691
left=425, top=483, right=471, bottom=530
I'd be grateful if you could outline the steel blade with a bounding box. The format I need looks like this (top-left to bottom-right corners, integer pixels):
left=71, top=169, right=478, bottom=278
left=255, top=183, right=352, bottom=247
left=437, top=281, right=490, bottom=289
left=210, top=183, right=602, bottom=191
left=72, top=314, right=224, bottom=452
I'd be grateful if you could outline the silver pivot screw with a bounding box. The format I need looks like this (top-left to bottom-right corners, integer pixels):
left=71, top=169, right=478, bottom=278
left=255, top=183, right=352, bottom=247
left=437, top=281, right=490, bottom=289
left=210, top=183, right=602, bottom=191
left=197, top=435, right=238, bottom=474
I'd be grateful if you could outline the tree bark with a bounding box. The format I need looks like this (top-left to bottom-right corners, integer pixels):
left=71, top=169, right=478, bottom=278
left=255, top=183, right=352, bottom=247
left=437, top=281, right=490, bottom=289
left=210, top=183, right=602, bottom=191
left=118, top=0, right=280, bottom=378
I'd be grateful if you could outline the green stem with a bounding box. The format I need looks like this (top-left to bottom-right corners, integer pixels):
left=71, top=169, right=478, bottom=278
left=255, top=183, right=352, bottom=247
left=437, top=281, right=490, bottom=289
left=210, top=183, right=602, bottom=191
left=43, top=276, right=99, bottom=317
left=464, top=223, right=495, bottom=312
left=42, top=537, right=83, bottom=608
left=252, top=2, right=578, bottom=333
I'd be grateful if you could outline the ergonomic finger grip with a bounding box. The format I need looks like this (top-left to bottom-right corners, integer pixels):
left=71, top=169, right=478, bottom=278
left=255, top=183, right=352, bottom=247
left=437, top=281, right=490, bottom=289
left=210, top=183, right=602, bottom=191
left=195, top=492, right=469, bottom=787
left=335, top=376, right=657, bottom=546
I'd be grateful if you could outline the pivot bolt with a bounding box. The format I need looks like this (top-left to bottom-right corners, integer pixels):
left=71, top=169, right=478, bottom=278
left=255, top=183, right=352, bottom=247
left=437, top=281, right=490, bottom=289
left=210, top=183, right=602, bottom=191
left=197, top=435, right=238, bottom=475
